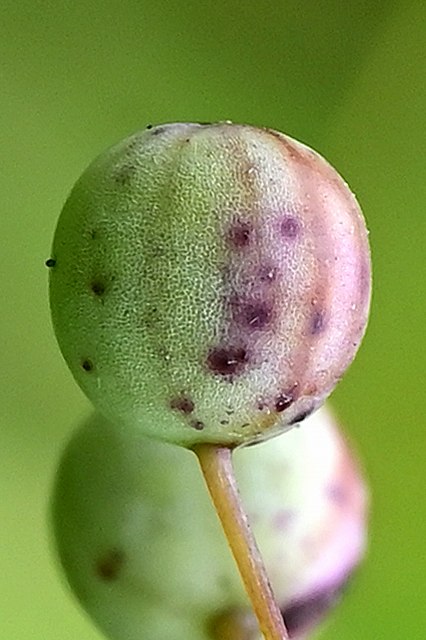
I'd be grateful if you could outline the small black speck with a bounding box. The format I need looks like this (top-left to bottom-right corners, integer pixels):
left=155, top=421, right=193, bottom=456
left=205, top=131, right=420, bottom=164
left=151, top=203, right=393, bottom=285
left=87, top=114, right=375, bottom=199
left=259, top=266, right=277, bottom=283
left=220, top=420, right=229, bottom=425
left=170, top=395, right=195, bottom=414
left=197, top=121, right=212, bottom=125
left=146, top=124, right=153, bottom=129
left=90, top=280, right=106, bottom=297
left=191, top=420, right=205, bottom=431
left=81, top=359, right=94, bottom=372
left=45, top=258, right=56, bottom=268
left=275, top=393, right=294, bottom=412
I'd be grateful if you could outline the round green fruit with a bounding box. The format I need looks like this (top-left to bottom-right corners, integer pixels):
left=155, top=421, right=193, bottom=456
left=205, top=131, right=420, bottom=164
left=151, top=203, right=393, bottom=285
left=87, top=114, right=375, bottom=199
left=51, top=406, right=368, bottom=640
left=49, top=122, right=371, bottom=446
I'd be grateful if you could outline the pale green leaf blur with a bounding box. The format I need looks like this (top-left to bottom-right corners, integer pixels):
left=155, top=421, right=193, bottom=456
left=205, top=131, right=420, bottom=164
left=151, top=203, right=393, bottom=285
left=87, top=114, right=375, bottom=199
left=0, top=1, right=424, bottom=638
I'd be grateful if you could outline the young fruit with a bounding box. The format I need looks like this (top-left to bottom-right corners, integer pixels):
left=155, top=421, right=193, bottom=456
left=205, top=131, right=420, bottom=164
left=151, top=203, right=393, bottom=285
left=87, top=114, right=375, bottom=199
left=51, top=405, right=368, bottom=640
left=48, top=122, right=371, bottom=447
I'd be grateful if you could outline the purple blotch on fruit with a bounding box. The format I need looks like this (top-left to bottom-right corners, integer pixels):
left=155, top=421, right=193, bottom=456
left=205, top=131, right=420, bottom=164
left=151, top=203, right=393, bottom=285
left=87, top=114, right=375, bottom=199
left=228, top=221, right=252, bottom=248
left=326, top=483, right=349, bottom=507
left=275, top=392, right=296, bottom=412
left=282, top=579, right=349, bottom=638
left=207, top=346, right=248, bottom=377
left=280, top=215, right=300, bottom=239
left=237, top=301, right=272, bottom=330
left=310, top=310, right=326, bottom=335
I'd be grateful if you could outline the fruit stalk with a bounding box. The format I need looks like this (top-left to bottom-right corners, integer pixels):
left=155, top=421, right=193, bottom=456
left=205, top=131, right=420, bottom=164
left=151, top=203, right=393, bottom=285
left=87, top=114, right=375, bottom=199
left=194, top=443, right=289, bottom=640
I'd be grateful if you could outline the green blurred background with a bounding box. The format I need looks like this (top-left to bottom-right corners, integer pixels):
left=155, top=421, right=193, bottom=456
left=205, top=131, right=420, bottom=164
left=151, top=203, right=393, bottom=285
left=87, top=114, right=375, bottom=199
left=1, top=1, right=425, bottom=638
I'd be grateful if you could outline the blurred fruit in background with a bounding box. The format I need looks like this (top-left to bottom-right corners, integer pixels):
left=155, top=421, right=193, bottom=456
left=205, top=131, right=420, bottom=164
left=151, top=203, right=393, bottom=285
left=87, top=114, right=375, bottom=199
left=52, top=406, right=368, bottom=640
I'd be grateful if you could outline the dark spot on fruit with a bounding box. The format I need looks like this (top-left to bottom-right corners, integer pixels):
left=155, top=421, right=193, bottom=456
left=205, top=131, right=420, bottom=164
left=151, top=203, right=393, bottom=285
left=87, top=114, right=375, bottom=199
left=81, top=358, right=94, bottom=372
left=220, top=419, right=229, bottom=425
left=170, top=395, right=194, bottom=414
left=326, top=483, right=348, bottom=506
left=151, top=126, right=165, bottom=136
left=191, top=420, right=205, bottom=431
left=207, top=346, right=248, bottom=376
left=280, top=215, right=300, bottom=239
left=146, top=124, right=153, bottom=129
left=228, top=221, right=251, bottom=247
left=90, top=279, right=106, bottom=297
left=96, top=548, right=125, bottom=581
left=258, top=266, right=277, bottom=283
left=275, top=392, right=295, bottom=412
left=273, top=509, right=295, bottom=531
left=311, top=310, right=326, bottom=335
left=241, top=423, right=250, bottom=429
left=288, top=405, right=315, bottom=425
left=113, top=164, right=136, bottom=186
left=241, top=302, right=272, bottom=330
left=45, top=258, right=56, bottom=268
left=198, top=121, right=212, bottom=125
left=359, top=254, right=371, bottom=302
left=282, top=579, right=349, bottom=636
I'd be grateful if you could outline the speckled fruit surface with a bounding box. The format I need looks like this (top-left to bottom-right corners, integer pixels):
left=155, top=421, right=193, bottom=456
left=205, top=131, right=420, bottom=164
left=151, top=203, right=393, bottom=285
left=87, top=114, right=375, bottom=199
left=49, top=122, right=371, bottom=446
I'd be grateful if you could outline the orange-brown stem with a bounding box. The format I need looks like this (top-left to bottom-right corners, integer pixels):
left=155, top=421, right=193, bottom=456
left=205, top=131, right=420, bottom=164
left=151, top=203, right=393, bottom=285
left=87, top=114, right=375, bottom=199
left=193, top=443, right=289, bottom=640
